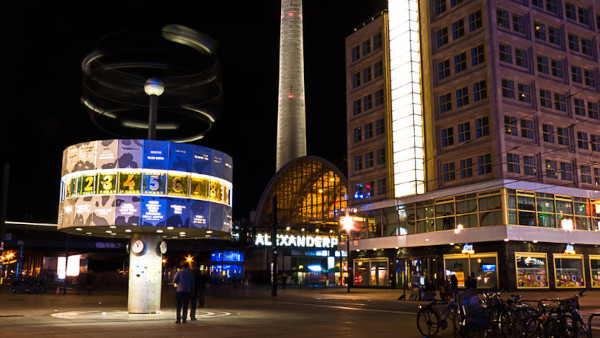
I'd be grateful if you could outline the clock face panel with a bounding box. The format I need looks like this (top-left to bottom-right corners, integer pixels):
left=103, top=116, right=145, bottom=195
left=159, top=241, right=167, bottom=254
left=132, top=239, right=144, bottom=253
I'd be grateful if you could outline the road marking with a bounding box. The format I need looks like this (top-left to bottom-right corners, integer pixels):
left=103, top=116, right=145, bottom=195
left=275, top=300, right=415, bottom=315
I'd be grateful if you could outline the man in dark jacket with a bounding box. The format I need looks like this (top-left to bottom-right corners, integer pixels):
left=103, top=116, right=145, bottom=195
left=173, top=262, right=195, bottom=324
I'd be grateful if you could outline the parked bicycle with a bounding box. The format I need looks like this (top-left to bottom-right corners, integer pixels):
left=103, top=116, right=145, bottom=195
left=10, top=277, right=45, bottom=294
left=416, top=296, right=462, bottom=337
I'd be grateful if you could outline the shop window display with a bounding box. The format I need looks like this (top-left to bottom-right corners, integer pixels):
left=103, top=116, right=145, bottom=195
left=444, top=253, right=498, bottom=289
left=590, top=255, right=600, bottom=288
left=515, top=253, right=549, bottom=288
left=554, top=254, right=585, bottom=288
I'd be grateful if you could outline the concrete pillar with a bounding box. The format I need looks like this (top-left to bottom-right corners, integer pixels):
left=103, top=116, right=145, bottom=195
left=127, top=233, right=163, bottom=313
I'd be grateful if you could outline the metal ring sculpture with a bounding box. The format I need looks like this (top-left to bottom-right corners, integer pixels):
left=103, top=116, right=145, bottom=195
left=81, top=24, right=222, bottom=142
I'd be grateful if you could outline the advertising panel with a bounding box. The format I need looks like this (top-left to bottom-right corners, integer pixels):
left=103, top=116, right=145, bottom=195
left=118, top=139, right=143, bottom=168
left=140, top=195, right=167, bottom=226
left=96, top=139, right=119, bottom=170
left=166, top=197, right=190, bottom=228
left=115, top=195, right=140, bottom=226
left=91, top=195, right=116, bottom=226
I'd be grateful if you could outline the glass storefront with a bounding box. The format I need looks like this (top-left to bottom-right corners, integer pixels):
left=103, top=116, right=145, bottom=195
left=444, top=253, right=498, bottom=289
left=515, top=253, right=549, bottom=288
left=589, top=255, right=600, bottom=288
left=554, top=254, right=585, bottom=288
left=353, top=258, right=388, bottom=287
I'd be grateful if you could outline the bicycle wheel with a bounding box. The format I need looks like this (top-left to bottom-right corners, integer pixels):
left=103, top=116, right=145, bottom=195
left=523, top=316, right=542, bottom=338
left=417, top=307, right=441, bottom=337
left=545, top=319, right=562, bottom=338
left=499, top=310, right=513, bottom=337
left=512, top=308, right=531, bottom=333
left=570, top=317, right=589, bottom=338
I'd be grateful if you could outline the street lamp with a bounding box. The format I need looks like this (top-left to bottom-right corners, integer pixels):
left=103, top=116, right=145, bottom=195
left=341, top=214, right=354, bottom=293
left=144, top=78, right=164, bottom=140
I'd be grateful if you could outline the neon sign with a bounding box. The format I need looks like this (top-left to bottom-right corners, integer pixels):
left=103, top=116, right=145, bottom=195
left=255, top=233, right=339, bottom=249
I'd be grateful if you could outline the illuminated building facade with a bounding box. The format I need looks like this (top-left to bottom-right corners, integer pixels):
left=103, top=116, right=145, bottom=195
left=346, top=1, right=600, bottom=290
left=251, top=157, right=349, bottom=285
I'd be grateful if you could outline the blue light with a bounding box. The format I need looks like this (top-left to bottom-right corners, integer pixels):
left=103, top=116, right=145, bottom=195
left=307, top=265, right=322, bottom=272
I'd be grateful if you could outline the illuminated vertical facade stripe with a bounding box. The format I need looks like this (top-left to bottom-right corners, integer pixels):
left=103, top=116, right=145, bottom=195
left=388, top=0, right=425, bottom=197
left=276, top=0, right=307, bottom=172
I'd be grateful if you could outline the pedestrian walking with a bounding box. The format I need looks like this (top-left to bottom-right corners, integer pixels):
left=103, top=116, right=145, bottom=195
left=173, top=261, right=195, bottom=324
left=190, top=266, right=208, bottom=320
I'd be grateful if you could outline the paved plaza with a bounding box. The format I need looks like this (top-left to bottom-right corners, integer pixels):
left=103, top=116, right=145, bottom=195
left=1, top=284, right=600, bottom=337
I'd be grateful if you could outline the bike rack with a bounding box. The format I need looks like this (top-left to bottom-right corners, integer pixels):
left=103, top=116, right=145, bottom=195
left=588, top=313, right=600, bottom=338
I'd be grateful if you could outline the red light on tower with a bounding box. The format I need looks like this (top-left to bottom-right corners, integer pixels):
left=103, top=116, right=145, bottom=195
left=288, top=12, right=294, bottom=16
left=288, top=94, right=294, bottom=98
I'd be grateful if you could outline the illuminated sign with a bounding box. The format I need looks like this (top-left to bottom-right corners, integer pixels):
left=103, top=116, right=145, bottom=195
left=255, top=233, right=339, bottom=249
left=58, top=139, right=233, bottom=232
left=462, top=243, right=475, bottom=255
left=565, top=244, right=576, bottom=255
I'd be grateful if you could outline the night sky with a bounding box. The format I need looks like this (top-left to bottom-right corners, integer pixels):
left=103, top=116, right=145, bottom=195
left=0, top=1, right=387, bottom=222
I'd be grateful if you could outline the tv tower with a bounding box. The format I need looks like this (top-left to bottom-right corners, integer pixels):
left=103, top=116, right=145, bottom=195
left=276, top=0, right=306, bottom=172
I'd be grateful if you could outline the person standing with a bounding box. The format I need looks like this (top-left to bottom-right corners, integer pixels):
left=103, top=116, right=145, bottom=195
left=173, top=262, right=195, bottom=324
left=450, top=274, right=458, bottom=298
left=190, top=267, right=208, bottom=320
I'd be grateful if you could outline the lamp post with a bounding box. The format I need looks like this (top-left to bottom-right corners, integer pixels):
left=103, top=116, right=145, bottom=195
left=341, top=214, right=354, bottom=293
left=144, top=78, right=164, bottom=140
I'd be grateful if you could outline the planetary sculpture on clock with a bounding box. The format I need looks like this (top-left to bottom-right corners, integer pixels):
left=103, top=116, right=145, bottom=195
left=56, top=24, right=231, bottom=314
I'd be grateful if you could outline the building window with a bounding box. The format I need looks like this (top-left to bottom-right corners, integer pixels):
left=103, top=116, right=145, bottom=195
left=476, top=117, right=489, bottom=138
left=588, top=102, right=599, bottom=119
left=518, top=83, right=530, bottom=103
left=568, top=34, right=579, bottom=52
left=546, top=160, right=558, bottom=179
left=440, top=93, right=452, bottom=113
left=577, top=131, right=589, bottom=150
left=460, top=158, right=473, bottom=178
left=560, top=162, right=572, bottom=181
left=546, top=0, right=558, bottom=14
left=436, top=28, right=449, bottom=47
left=435, top=0, right=447, bottom=15
left=584, top=70, right=596, bottom=88
left=565, top=3, right=577, bottom=20
left=354, top=156, right=363, bottom=171
left=362, top=39, right=371, bottom=56
left=574, top=98, right=586, bottom=116
left=515, top=49, right=529, bottom=68
left=377, top=178, right=386, bottom=195
left=537, top=55, right=549, bottom=74
left=478, top=154, right=492, bottom=175
left=551, top=59, right=563, bottom=78
left=353, top=99, right=361, bottom=115
left=443, top=162, right=456, bottom=182
left=351, top=46, right=360, bottom=62
left=543, top=124, right=555, bottom=143
left=451, top=0, right=462, bottom=7
left=352, top=72, right=360, bottom=88
left=507, top=153, right=520, bottom=173
left=454, top=52, right=467, bottom=73
left=375, top=89, right=384, bottom=106
left=373, top=33, right=383, bottom=50
left=452, top=19, right=464, bottom=40
left=577, top=7, right=590, bottom=25
left=513, top=14, right=525, bottom=33
left=456, top=87, right=469, bottom=107
left=374, top=61, right=383, bottom=78
left=497, top=9, right=509, bottom=28
left=592, top=135, right=600, bottom=151
left=505, top=116, right=518, bottom=136
left=364, top=123, right=373, bottom=139
left=572, top=66, right=583, bottom=84
left=365, top=152, right=374, bottom=168
left=353, top=127, right=362, bottom=143
left=524, top=156, right=536, bottom=175
left=458, top=122, right=471, bottom=143
left=354, top=183, right=364, bottom=199
left=581, top=166, right=592, bottom=184
left=502, top=79, right=515, bottom=99
left=557, top=127, right=569, bottom=145
left=534, top=22, right=546, bottom=40
left=365, top=181, right=374, bottom=198
left=595, top=168, right=600, bottom=185
left=554, top=93, right=566, bottom=112
left=376, top=148, right=386, bottom=165
left=438, top=59, right=450, bottom=80
left=469, top=10, right=482, bottom=31
left=547, top=27, right=560, bottom=46
left=363, top=94, right=372, bottom=111
left=499, top=44, right=512, bottom=63
left=441, top=127, right=454, bottom=147
left=376, top=118, right=385, bottom=135
left=581, top=38, right=592, bottom=56
left=540, top=89, right=552, bottom=108
left=521, top=119, right=534, bottom=139
left=363, top=67, right=372, bottom=83
left=473, top=80, right=487, bottom=101
left=471, top=45, right=484, bottom=66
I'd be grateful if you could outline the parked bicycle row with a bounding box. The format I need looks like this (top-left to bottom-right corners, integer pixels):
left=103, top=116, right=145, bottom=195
left=416, top=288, right=600, bottom=337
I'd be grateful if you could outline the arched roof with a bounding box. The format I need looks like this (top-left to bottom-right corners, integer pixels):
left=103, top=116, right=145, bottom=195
left=254, top=156, right=348, bottom=230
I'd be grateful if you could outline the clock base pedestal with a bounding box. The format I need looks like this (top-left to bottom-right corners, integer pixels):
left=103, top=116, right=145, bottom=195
left=127, top=233, right=163, bottom=314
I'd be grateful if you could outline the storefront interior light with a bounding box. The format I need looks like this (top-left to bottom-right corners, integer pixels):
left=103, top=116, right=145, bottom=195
left=504, top=238, right=509, bottom=242
left=561, top=218, right=574, bottom=231
left=533, top=240, right=538, bottom=243
left=454, top=224, right=463, bottom=234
